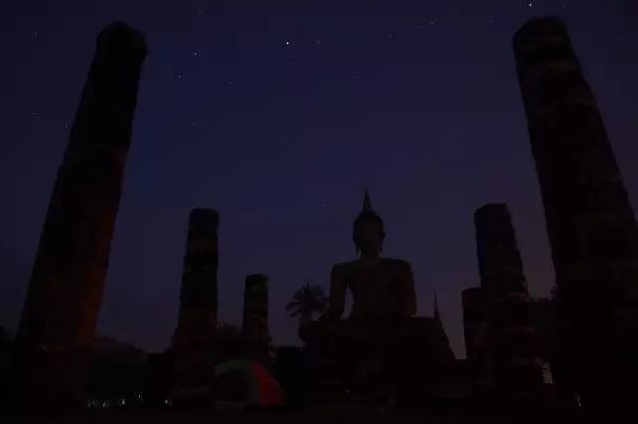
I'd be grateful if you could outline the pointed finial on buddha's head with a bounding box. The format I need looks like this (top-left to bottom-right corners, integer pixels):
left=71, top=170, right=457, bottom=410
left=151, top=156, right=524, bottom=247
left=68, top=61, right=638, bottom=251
left=363, top=189, right=373, bottom=212
left=353, top=189, right=385, bottom=256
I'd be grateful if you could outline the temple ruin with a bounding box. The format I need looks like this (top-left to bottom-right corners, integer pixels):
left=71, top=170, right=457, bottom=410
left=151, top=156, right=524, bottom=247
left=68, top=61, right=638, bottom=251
left=13, top=22, right=147, bottom=411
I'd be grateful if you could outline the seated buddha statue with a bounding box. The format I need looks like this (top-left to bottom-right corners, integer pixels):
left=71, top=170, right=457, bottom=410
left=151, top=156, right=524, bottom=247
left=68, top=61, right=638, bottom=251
left=299, top=191, right=455, bottom=403
left=299, top=191, right=451, bottom=347
left=321, top=190, right=416, bottom=322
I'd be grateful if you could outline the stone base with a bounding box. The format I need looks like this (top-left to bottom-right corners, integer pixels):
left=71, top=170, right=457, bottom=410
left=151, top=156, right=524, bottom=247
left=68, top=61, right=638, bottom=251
left=299, top=317, right=457, bottom=404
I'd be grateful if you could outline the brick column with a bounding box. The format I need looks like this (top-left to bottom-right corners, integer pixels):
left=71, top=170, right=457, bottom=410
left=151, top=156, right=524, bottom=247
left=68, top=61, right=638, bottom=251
left=14, top=22, right=147, bottom=411
left=514, top=17, right=638, bottom=408
left=474, top=204, right=544, bottom=401
left=174, top=208, right=219, bottom=345
left=242, top=274, right=270, bottom=340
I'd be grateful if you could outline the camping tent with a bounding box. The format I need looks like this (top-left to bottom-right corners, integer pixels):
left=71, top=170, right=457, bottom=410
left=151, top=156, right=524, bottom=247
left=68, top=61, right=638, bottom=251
left=213, top=359, right=284, bottom=408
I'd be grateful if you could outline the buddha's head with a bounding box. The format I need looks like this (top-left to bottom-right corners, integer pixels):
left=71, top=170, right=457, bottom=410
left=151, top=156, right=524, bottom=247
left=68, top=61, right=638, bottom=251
left=352, top=190, right=385, bottom=256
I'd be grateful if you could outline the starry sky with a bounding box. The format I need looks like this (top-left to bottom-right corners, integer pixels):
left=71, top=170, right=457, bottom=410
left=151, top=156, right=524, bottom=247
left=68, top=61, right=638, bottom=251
left=2, top=0, right=637, bottom=357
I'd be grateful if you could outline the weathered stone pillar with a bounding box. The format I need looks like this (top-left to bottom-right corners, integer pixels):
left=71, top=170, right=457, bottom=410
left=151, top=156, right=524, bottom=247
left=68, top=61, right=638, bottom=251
left=514, top=17, right=638, bottom=408
left=462, top=287, right=492, bottom=390
left=474, top=204, right=544, bottom=401
left=242, top=274, right=270, bottom=340
left=171, top=209, right=219, bottom=399
left=13, top=22, right=147, bottom=411
left=174, top=208, right=219, bottom=345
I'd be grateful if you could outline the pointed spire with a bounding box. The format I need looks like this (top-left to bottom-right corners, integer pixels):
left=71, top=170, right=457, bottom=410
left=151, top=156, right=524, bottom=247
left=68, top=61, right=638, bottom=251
left=434, top=291, right=441, bottom=322
left=362, top=189, right=373, bottom=212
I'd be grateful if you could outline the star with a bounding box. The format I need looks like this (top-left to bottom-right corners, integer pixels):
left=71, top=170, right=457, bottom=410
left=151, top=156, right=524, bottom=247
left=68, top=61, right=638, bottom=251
left=176, top=73, right=182, bottom=79
left=285, top=40, right=291, bottom=46
left=32, top=31, right=38, bottom=38
left=316, top=40, right=321, bottom=45
left=321, top=203, right=326, bottom=208
left=193, top=50, right=198, bottom=56
left=527, top=2, right=533, bottom=7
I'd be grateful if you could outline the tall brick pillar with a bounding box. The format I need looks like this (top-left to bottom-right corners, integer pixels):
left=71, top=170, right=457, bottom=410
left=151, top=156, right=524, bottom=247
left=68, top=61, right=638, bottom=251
left=474, top=204, right=544, bottom=401
left=514, top=17, right=638, bottom=409
left=242, top=274, right=270, bottom=340
left=174, top=208, right=219, bottom=345
left=13, top=22, right=147, bottom=411
left=462, top=287, right=492, bottom=391
left=171, top=209, right=219, bottom=397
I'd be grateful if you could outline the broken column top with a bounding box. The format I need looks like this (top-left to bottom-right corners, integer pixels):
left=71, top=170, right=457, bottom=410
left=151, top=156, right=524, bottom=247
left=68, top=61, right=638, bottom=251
left=474, top=203, right=527, bottom=292
left=513, top=16, right=569, bottom=46
left=474, top=203, right=515, bottom=237
left=96, top=21, right=148, bottom=62
left=189, top=208, right=219, bottom=229
left=512, top=16, right=580, bottom=71
left=246, top=274, right=269, bottom=285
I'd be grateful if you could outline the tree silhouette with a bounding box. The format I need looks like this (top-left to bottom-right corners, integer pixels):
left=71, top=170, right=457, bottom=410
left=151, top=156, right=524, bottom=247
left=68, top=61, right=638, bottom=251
left=286, top=282, right=328, bottom=326
left=216, top=321, right=241, bottom=339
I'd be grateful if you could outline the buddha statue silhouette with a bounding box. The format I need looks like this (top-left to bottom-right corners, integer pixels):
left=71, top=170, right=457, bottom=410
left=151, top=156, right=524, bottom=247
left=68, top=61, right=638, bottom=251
left=299, top=191, right=455, bottom=404
left=320, top=190, right=417, bottom=321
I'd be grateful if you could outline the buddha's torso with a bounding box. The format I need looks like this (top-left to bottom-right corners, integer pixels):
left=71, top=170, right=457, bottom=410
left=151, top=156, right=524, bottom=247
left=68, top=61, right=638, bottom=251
left=333, top=258, right=415, bottom=320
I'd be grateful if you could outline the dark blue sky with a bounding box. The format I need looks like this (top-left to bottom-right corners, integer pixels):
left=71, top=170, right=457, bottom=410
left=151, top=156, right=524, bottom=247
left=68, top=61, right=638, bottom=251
left=2, top=0, right=637, bottom=357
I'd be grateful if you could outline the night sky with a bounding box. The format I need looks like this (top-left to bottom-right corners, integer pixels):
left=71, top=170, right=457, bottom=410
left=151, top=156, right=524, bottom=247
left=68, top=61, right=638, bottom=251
left=2, top=0, right=637, bottom=357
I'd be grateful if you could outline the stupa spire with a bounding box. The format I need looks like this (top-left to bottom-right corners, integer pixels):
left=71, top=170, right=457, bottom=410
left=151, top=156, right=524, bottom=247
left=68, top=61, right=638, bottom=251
left=363, top=189, right=373, bottom=212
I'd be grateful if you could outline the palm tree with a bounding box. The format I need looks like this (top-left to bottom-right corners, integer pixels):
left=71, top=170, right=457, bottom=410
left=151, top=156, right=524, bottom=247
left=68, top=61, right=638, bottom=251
left=286, top=282, right=328, bottom=327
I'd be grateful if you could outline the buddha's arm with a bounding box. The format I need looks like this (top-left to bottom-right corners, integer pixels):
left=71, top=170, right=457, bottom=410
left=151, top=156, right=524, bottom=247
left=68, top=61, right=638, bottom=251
left=323, top=265, right=346, bottom=320
left=404, top=265, right=417, bottom=316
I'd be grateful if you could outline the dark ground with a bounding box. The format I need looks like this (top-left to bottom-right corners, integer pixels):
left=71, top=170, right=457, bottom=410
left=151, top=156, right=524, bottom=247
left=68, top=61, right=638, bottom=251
left=0, top=406, right=603, bottom=424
